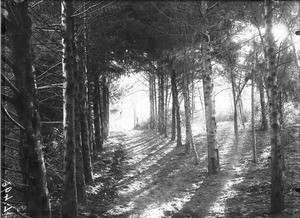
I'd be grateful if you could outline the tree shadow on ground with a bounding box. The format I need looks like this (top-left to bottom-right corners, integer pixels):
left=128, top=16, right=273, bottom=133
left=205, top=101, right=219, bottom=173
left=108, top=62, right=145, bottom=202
left=224, top=130, right=300, bottom=218
left=169, top=124, right=243, bottom=218
left=106, top=123, right=238, bottom=217
left=105, top=130, right=208, bottom=217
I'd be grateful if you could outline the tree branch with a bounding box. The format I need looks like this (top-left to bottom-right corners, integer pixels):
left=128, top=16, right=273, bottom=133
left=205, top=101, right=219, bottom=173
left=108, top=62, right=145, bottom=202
left=1, top=73, right=21, bottom=96
left=1, top=105, right=25, bottom=131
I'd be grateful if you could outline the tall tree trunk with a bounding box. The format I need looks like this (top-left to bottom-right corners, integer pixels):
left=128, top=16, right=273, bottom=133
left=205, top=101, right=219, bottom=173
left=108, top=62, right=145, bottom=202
left=265, top=0, right=284, bottom=213
left=78, top=33, right=93, bottom=184
left=74, top=39, right=86, bottom=203
left=75, top=97, right=86, bottom=203
left=171, top=69, right=182, bottom=146
left=102, top=76, right=109, bottom=140
left=182, top=69, right=199, bottom=165
left=154, top=74, right=158, bottom=128
left=87, top=65, right=95, bottom=159
left=99, top=86, right=104, bottom=142
left=84, top=6, right=95, bottom=162
left=289, top=28, right=300, bottom=108
left=164, top=74, right=169, bottom=137
left=182, top=70, right=192, bottom=152
left=149, top=72, right=155, bottom=129
left=171, top=70, right=176, bottom=140
left=61, top=1, right=78, bottom=217
left=158, top=74, right=161, bottom=132
left=238, top=99, right=245, bottom=127
left=201, top=2, right=219, bottom=175
left=93, top=72, right=103, bottom=151
left=191, top=73, right=195, bottom=123
left=251, top=67, right=257, bottom=163
left=158, top=73, right=165, bottom=134
left=7, top=1, right=51, bottom=217
left=1, top=116, right=5, bottom=214
left=230, top=67, right=239, bottom=144
left=257, top=71, right=268, bottom=130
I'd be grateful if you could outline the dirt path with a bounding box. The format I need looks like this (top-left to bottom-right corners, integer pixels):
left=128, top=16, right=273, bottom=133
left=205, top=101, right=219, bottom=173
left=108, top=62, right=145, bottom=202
left=93, top=122, right=248, bottom=218
left=89, top=122, right=300, bottom=218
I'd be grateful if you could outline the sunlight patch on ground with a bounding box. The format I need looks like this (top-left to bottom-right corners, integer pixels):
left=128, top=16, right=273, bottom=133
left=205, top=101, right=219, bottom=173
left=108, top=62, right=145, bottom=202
left=233, top=165, right=244, bottom=176
left=126, top=154, right=148, bottom=165
left=260, top=146, right=271, bottom=159
left=118, top=174, right=153, bottom=196
left=137, top=181, right=204, bottom=218
left=108, top=201, right=136, bottom=215
left=127, top=142, right=175, bottom=175
left=206, top=177, right=243, bottom=218
left=86, top=182, right=103, bottom=195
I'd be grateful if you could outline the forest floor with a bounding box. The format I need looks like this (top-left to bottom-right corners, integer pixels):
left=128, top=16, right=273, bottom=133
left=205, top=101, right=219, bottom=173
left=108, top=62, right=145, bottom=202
left=83, top=121, right=300, bottom=218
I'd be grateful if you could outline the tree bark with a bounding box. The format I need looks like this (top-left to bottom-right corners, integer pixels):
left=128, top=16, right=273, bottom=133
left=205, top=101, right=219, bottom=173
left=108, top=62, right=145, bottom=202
left=191, top=73, right=195, bottom=123
left=78, top=33, right=93, bottom=184
left=87, top=65, right=95, bottom=159
left=257, top=70, right=268, bottom=130
left=7, top=1, right=51, bottom=217
left=1, top=116, right=5, bottom=214
left=182, top=68, right=199, bottom=165
left=149, top=72, right=155, bottom=129
left=84, top=7, right=95, bottom=162
left=265, top=0, right=284, bottom=213
left=154, top=74, right=158, bottom=128
left=182, top=69, right=192, bottom=152
left=171, top=69, right=182, bottom=146
left=171, top=69, right=176, bottom=140
left=74, top=39, right=86, bottom=203
left=61, top=1, right=78, bottom=217
left=251, top=67, right=257, bottom=163
left=158, top=72, right=165, bottom=134
left=230, top=67, right=239, bottom=144
left=158, top=73, right=161, bottom=132
left=93, top=71, right=103, bottom=151
left=102, top=76, right=109, bottom=140
left=164, top=74, right=169, bottom=137
left=201, top=1, right=219, bottom=175
left=75, top=97, right=86, bottom=203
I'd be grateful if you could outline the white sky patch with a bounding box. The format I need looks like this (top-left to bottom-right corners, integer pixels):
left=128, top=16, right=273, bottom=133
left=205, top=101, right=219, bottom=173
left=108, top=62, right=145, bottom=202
left=110, top=73, right=150, bottom=131
left=272, top=23, right=289, bottom=44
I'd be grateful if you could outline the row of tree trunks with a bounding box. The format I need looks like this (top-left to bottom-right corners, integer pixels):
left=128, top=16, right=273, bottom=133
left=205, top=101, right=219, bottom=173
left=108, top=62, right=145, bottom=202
left=62, top=0, right=100, bottom=215
left=7, top=1, right=51, bottom=217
